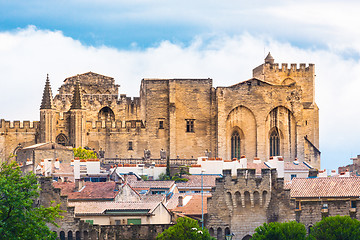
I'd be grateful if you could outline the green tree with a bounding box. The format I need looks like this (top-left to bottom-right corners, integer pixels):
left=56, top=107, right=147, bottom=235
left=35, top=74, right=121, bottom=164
left=73, top=147, right=97, bottom=159
left=309, top=215, right=360, bottom=240
left=252, top=221, right=307, bottom=240
left=0, top=161, right=63, bottom=240
left=156, top=217, right=215, bottom=240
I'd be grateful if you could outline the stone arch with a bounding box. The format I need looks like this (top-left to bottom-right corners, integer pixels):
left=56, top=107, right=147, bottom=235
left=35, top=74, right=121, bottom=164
left=226, top=105, right=257, bottom=160
left=225, top=227, right=231, bottom=236
left=209, top=227, right=214, bottom=237
left=98, top=106, right=115, bottom=121
left=231, top=130, right=241, bottom=159
left=96, top=90, right=101, bottom=94
left=269, top=127, right=281, bottom=157
left=68, top=230, right=73, bottom=240
left=282, top=78, right=296, bottom=86
left=253, top=191, right=260, bottom=206
left=105, top=90, right=111, bottom=94
left=266, top=106, right=296, bottom=160
left=235, top=191, right=242, bottom=207
left=242, top=235, right=252, bottom=240
left=217, top=227, right=222, bottom=240
left=90, top=229, right=97, bottom=240
left=13, top=144, right=23, bottom=156
left=262, top=190, right=268, bottom=207
left=83, top=231, right=89, bottom=240
left=226, top=192, right=233, bottom=210
left=60, top=231, right=65, bottom=240
left=244, top=191, right=251, bottom=207
left=56, top=133, right=68, bottom=146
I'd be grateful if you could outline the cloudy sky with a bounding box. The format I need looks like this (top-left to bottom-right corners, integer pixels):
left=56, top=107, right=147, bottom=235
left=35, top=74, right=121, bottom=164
left=0, top=0, right=359, bottom=171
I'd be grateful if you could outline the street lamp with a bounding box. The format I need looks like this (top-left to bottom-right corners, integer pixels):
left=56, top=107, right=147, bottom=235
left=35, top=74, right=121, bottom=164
left=225, top=233, right=235, bottom=240
left=201, top=168, right=205, bottom=229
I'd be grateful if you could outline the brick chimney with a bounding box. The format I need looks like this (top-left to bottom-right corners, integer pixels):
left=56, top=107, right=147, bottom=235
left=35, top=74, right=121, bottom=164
left=178, top=196, right=183, bottom=207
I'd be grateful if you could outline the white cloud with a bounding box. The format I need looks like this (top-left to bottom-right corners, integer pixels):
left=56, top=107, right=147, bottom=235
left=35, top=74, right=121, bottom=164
left=0, top=26, right=359, bottom=170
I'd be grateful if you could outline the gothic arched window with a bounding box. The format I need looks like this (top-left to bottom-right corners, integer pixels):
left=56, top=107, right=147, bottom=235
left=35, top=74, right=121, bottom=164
left=270, top=128, right=280, bottom=156
left=231, top=131, right=241, bottom=159
left=56, top=134, right=68, bottom=146
left=98, top=107, right=115, bottom=121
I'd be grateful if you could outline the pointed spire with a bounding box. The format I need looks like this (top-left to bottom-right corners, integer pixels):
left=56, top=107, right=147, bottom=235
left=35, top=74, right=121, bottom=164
left=70, top=76, right=83, bottom=109
left=265, top=52, right=274, bottom=64
left=40, top=74, right=54, bottom=109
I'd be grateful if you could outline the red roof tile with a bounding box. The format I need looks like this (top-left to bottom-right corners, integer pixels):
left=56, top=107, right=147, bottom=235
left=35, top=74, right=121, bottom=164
left=53, top=181, right=119, bottom=201
left=69, top=201, right=160, bottom=215
left=128, top=180, right=175, bottom=189
left=176, top=175, right=218, bottom=189
left=289, top=177, right=360, bottom=198
left=172, top=194, right=211, bottom=215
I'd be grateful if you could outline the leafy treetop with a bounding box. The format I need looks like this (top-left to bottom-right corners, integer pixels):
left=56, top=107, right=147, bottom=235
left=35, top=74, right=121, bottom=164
left=156, top=217, right=215, bottom=240
left=0, top=161, right=63, bottom=240
left=73, top=147, right=97, bottom=159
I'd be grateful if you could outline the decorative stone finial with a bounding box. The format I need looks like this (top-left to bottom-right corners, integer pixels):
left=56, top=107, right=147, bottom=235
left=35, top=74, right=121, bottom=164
left=265, top=52, right=274, bottom=64
left=40, top=74, right=54, bottom=109
left=70, top=76, right=83, bottom=109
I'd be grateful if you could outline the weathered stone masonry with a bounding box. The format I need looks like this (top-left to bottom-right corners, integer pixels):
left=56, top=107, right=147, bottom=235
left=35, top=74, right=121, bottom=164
left=0, top=54, right=320, bottom=169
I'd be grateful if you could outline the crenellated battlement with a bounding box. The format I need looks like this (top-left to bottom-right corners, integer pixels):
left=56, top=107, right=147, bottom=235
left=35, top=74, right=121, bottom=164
left=269, top=62, right=314, bottom=73
left=86, top=119, right=145, bottom=132
left=221, top=168, right=278, bottom=181
left=0, top=119, right=39, bottom=131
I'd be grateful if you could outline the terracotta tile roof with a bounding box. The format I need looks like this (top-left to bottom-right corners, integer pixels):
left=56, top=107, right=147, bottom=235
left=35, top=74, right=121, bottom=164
left=53, top=181, right=119, bottom=201
left=141, top=194, right=166, bottom=203
left=176, top=175, right=218, bottom=189
left=284, top=162, right=311, bottom=170
left=172, top=194, right=211, bottom=215
left=289, top=177, right=360, bottom=198
left=165, top=193, right=186, bottom=210
left=68, top=201, right=160, bottom=215
left=246, top=162, right=269, bottom=174
left=128, top=180, right=175, bottom=189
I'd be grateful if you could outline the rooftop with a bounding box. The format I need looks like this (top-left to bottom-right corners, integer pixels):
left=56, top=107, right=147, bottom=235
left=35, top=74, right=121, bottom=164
left=68, top=201, right=160, bottom=215
left=53, top=181, right=119, bottom=201
left=176, top=175, right=218, bottom=189
left=289, top=177, right=360, bottom=198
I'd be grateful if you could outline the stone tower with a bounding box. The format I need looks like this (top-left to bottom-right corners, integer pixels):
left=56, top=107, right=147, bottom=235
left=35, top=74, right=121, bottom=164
left=40, top=74, right=56, bottom=143
left=69, top=78, right=86, bottom=148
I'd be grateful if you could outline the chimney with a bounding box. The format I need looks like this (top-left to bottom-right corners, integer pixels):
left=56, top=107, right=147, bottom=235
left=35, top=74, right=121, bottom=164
left=277, top=157, right=284, bottom=178
left=54, top=158, right=60, bottom=169
left=318, top=170, right=327, bottom=178
left=87, top=159, right=100, bottom=174
left=178, top=196, right=183, bottom=207
left=74, top=178, right=84, bottom=191
left=253, top=157, right=261, bottom=164
left=308, top=169, right=319, bottom=178
left=240, top=155, right=247, bottom=168
left=26, top=158, right=33, bottom=166
left=44, top=159, right=52, bottom=177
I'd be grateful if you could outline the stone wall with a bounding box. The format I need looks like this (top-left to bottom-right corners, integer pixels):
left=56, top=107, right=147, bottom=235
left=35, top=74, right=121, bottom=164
left=296, top=199, right=360, bottom=232
left=39, top=177, right=173, bottom=240
left=206, top=169, right=295, bottom=240
left=1, top=58, right=320, bottom=168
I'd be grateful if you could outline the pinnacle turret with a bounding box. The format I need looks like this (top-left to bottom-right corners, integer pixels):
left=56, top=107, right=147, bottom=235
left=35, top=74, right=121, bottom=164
left=70, top=77, right=83, bottom=109
left=40, top=74, right=54, bottom=109
left=265, top=52, right=274, bottom=64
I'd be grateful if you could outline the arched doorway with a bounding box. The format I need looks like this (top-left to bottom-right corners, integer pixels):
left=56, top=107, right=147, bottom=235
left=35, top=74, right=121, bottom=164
left=98, top=106, right=115, bottom=121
